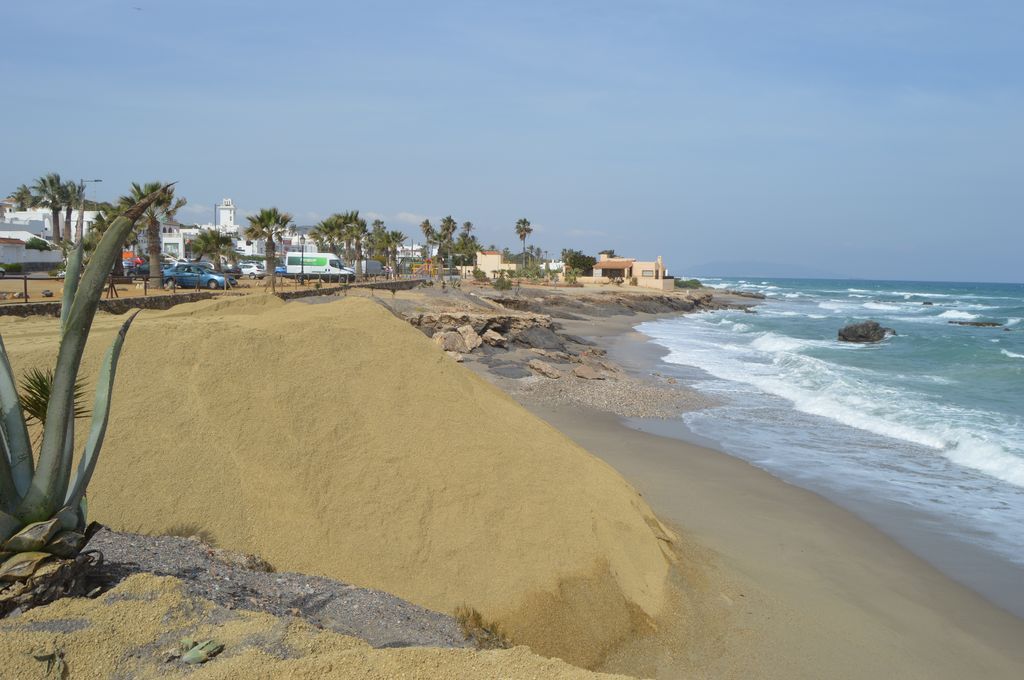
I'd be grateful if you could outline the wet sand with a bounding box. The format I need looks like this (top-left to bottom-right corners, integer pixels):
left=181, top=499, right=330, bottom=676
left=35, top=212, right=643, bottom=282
left=507, top=311, right=1024, bottom=679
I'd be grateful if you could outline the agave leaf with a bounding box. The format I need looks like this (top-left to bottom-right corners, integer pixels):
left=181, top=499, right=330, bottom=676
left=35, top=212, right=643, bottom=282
left=0, top=334, right=33, bottom=504
left=64, top=311, right=140, bottom=513
left=0, top=551, right=52, bottom=582
left=181, top=639, right=224, bottom=664
left=19, top=184, right=170, bottom=522
left=1, top=517, right=60, bottom=552
left=43, top=530, right=86, bottom=558
left=0, top=509, right=20, bottom=544
left=61, top=240, right=84, bottom=330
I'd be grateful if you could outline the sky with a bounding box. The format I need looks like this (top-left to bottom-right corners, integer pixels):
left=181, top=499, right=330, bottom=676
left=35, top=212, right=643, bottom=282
left=3, top=0, right=1022, bottom=282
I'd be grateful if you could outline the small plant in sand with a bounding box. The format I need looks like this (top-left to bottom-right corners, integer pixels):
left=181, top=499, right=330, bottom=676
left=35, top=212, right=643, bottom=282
left=0, top=185, right=168, bottom=616
left=453, top=605, right=512, bottom=650
left=492, top=271, right=512, bottom=291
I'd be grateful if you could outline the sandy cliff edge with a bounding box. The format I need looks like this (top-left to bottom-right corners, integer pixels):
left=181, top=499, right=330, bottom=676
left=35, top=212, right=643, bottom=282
left=1, top=295, right=676, bottom=669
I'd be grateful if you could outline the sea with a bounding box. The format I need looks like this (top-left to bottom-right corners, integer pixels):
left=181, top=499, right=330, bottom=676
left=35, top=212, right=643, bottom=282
left=634, top=278, right=1024, bottom=617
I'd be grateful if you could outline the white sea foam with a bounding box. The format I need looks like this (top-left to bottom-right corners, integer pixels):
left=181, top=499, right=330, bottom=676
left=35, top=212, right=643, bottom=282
left=1002, top=349, right=1024, bottom=359
left=863, top=302, right=899, bottom=311
left=640, top=317, right=1024, bottom=490
left=1007, top=318, right=1021, bottom=327
left=938, top=310, right=979, bottom=320
left=749, top=332, right=814, bottom=353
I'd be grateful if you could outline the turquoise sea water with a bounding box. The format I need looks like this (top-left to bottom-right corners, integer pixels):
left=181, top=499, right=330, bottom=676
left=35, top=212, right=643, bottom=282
left=637, top=278, right=1024, bottom=614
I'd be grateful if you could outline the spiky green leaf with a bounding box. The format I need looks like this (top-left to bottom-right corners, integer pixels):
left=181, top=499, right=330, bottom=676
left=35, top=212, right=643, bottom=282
left=0, top=335, right=33, bottom=505
left=64, top=311, right=139, bottom=514
left=61, top=241, right=84, bottom=330
left=18, top=185, right=170, bottom=522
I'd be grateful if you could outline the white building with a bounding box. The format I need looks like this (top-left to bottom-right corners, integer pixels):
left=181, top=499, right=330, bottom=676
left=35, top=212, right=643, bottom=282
left=0, top=234, right=63, bottom=269
left=0, top=205, right=99, bottom=242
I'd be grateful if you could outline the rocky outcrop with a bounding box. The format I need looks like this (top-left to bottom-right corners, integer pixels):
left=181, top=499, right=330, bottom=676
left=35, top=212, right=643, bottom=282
left=489, top=290, right=728, bottom=319
left=573, top=365, right=605, bottom=380
left=433, top=331, right=467, bottom=353
left=948, top=321, right=1002, bottom=328
left=481, top=329, right=507, bottom=347
left=528, top=359, right=562, bottom=378
left=405, top=312, right=551, bottom=336
left=512, top=326, right=565, bottom=351
left=457, top=324, right=482, bottom=351
left=838, top=321, right=895, bottom=343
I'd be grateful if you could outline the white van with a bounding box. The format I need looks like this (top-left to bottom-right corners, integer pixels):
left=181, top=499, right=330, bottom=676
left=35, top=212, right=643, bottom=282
left=284, top=252, right=355, bottom=282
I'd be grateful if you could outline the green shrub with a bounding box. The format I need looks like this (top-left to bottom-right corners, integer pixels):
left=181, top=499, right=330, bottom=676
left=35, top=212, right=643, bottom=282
left=492, top=271, right=512, bottom=291
left=25, top=237, right=52, bottom=252
left=674, top=278, right=703, bottom=289
left=472, top=267, right=487, bottom=282
left=1, top=263, right=23, bottom=273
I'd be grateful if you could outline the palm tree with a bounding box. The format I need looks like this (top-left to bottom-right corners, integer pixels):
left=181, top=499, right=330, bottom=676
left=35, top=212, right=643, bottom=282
left=437, top=216, right=458, bottom=282
left=85, top=205, right=136, bottom=274
left=341, top=211, right=367, bottom=278
left=309, top=214, right=345, bottom=258
left=419, top=219, right=435, bottom=274
left=62, top=181, right=86, bottom=243
left=515, top=218, right=533, bottom=267
left=31, top=173, right=65, bottom=243
left=244, top=207, right=292, bottom=293
left=120, top=182, right=187, bottom=288
left=387, top=230, right=407, bottom=278
left=368, top=219, right=387, bottom=262
left=191, top=229, right=234, bottom=272
left=11, top=184, right=33, bottom=211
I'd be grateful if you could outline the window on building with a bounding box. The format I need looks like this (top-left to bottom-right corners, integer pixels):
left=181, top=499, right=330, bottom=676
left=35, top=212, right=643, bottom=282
left=641, top=269, right=655, bottom=277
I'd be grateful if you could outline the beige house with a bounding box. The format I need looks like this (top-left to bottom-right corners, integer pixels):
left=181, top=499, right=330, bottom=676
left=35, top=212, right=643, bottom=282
left=459, top=250, right=518, bottom=278
left=578, top=253, right=673, bottom=290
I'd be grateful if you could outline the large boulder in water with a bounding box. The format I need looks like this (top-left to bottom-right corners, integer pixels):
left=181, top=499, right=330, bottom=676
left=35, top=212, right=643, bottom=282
left=838, top=320, right=895, bottom=343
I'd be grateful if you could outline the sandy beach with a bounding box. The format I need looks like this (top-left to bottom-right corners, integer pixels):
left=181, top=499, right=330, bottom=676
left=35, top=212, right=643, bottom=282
left=499, top=305, right=1024, bottom=679
left=2, top=287, right=1022, bottom=678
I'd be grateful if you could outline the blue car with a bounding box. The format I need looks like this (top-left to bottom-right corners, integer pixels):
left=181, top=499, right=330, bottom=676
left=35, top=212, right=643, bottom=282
left=163, top=264, right=238, bottom=290
left=274, top=265, right=286, bottom=275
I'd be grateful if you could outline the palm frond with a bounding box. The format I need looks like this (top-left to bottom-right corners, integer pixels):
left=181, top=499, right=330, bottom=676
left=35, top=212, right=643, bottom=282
left=19, top=368, right=90, bottom=427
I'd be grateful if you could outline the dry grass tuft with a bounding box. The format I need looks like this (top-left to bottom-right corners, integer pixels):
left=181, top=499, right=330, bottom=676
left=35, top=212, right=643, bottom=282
left=454, top=605, right=512, bottom=650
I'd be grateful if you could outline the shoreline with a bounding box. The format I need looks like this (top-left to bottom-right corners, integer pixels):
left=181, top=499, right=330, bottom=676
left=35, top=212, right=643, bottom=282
left=576, top=311, right=1024, bottom=622
left=483, top=299, right=1024, bottom=677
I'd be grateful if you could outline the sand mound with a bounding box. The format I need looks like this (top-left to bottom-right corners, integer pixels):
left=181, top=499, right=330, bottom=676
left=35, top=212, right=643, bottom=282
left=0, top=573, right=628, bottom=679
left=1, top=296, right=676, bottom=668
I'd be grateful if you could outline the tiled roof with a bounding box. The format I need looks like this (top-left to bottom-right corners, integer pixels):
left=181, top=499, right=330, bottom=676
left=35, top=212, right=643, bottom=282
left=594, top=258, right=635, bottom=269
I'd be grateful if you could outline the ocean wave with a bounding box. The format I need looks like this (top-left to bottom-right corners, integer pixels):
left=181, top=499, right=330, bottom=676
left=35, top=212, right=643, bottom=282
left=1001, top=349, right=1024, bottom=359
left=1007, top=318, right=1021, bottom=327
left=641, top=319, right=1024, bottom=490
left=938, top=310, right=979, bottom=320
left=863, top=302, right=900, bottom=311
left=749, top=332, right=816, bottom=353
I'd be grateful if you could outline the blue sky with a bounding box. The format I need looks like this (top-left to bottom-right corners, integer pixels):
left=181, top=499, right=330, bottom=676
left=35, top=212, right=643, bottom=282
left=3, top=0, right=1022, bottom=281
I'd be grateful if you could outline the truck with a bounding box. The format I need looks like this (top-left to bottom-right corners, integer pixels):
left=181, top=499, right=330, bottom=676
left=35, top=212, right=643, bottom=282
left=284, top=252, right=355, bottom=282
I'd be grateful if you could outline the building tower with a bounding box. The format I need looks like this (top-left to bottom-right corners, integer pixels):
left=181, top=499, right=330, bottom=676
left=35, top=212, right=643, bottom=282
left=216, top=198, right=236, bottom=230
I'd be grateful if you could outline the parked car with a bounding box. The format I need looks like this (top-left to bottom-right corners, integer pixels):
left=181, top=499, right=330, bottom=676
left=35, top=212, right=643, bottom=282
left=274, top=265, right=286, bottom=275
left=163, top=264, right=237, bottom=290
left=240, top=262, right=265, bottom=279
left=133, top=263, right=176, bottom=278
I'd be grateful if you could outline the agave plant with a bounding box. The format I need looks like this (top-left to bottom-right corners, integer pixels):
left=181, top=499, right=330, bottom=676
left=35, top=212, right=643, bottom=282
left=0, top=185, right=169, bottom=589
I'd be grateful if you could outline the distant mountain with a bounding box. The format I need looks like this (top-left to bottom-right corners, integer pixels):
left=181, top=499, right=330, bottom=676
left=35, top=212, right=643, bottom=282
left=681, top=260, right=839, bottom=279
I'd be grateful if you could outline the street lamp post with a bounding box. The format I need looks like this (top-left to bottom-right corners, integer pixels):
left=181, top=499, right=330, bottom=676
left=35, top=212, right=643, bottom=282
left=299, top=234, right=306, bottom=284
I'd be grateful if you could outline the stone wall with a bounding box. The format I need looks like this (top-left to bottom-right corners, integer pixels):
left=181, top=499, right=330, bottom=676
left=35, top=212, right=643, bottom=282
left=0, top=292, right=217, bottom=318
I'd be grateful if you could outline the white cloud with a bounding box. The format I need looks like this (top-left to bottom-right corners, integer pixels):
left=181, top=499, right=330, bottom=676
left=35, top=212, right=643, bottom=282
left=394, top=211, right=429, bottom=225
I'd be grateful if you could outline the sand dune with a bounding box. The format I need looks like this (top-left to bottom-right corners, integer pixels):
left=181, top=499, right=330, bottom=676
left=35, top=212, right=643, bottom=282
left=1, top=295, right=675, bottom=669
left=0, top=573, right=628, bottom=678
